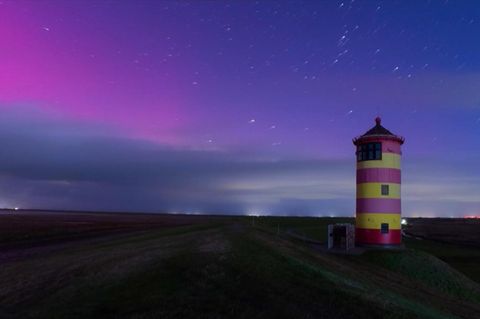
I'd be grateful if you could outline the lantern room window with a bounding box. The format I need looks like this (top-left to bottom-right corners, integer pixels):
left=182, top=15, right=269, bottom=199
left=357, top=142, right=382, bottom=161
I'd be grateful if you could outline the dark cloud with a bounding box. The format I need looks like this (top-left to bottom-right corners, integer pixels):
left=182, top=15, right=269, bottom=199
left=0, top=106, right=355, bottom=214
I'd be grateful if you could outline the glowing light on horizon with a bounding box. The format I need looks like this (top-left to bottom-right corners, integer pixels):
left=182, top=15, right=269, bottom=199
left=247, top=212, right=261, bottom=217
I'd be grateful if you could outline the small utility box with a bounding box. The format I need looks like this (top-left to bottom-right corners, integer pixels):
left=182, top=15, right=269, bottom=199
left=328, top=224, right=355, bottom=251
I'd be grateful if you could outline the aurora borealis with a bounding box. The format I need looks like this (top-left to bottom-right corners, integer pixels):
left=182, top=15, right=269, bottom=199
left=0, top=1, right=479, bottom=217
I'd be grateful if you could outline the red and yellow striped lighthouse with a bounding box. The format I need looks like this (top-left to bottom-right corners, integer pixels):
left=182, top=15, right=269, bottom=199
left=353, top=117, right=404, bottom=246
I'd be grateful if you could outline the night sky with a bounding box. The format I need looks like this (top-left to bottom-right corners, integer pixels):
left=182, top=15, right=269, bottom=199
left=1, top=0, right=479, bottom=217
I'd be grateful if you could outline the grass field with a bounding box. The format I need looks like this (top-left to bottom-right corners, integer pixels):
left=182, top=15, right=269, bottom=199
left=1, top=211, right=479, bottom=318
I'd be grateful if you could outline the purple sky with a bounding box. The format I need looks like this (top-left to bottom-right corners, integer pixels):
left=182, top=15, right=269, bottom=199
left=1, top=1, right=479, bottom=217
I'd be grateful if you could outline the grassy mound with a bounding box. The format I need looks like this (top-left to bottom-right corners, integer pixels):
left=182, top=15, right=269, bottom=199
left=360, top=249, right=480, bottom=303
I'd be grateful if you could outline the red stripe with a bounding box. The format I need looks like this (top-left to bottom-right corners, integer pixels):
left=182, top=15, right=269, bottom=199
left=355, top=228, right=401, bottom=245
left=382, top=140, right=402, bottom=154
left=356, top=198, right=401, bottom=213
left=356, top=168, right=401, bottom=184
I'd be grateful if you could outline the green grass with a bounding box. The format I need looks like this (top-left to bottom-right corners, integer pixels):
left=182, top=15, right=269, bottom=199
left=253, top=216, right=354, bottom=242
left=404, top=237, right=480, bottom=283
left=1, top=216, right=479, bottom=319
left=359, top=249, right=480, bottom=302
left=255, top=216, right=480, bottom=285
left=25, top=228, right=412, bottom=319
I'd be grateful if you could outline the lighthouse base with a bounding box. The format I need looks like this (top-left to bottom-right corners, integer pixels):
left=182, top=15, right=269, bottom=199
left=355, top=228, right=401, bottom=245
left=355, top=243, right=406, bottom=251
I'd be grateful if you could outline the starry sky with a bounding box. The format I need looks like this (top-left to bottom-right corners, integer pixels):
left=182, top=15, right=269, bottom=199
left=1, top=0, right=479, bottom=217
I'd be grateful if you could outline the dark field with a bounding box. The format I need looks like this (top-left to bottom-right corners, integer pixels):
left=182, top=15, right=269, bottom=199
left=1, top=211, right=479, bottom=319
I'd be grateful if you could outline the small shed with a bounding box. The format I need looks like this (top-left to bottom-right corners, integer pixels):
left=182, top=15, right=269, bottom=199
left=327, top=224, right=355, bottom=251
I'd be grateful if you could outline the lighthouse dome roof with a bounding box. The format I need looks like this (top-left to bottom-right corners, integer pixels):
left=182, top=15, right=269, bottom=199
left=362, top=117, right=395, bottom=136
left=353, top=117, right=404, bottom=145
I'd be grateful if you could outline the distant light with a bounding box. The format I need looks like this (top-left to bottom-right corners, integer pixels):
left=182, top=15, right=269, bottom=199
left=464, top=215, right=480, bottom=219
left=401, top=218, right=408, bottom=225
left=247, top=212, right=260, bottom=217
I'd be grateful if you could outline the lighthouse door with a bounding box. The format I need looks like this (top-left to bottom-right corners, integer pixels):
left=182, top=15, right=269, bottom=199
left=332, top=225, right=347, bottom=249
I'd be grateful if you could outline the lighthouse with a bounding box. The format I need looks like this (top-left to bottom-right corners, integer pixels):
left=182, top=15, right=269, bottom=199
left=353, top=117, right=404, bottom=246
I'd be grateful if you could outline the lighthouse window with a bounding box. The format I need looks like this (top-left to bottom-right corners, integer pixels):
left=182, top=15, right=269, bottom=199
left=357, top=142, right=382, bottom=161
left=381, top=184, right=389, bottom=196
left=381, top=223, right=389, bottom=234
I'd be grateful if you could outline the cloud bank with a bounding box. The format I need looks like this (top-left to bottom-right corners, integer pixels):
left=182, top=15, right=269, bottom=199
left=0, top=105, right=478, bottom=217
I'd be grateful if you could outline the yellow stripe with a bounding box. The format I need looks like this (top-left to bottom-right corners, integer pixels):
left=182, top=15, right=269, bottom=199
left=356, top=213, right=401, bottom=230
left=357, top=153, right=401, bottom=169
left=357, top=183, right=400, bottom=199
